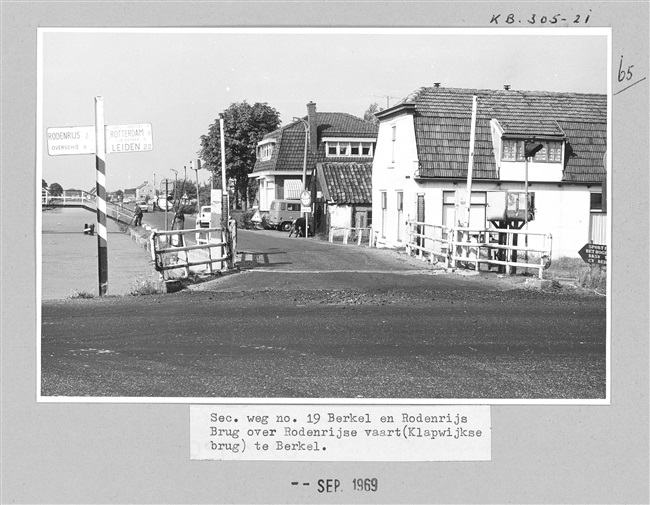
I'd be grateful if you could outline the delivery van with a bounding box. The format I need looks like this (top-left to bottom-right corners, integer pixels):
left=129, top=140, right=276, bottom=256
left=267, top=199, right=302, bottom=231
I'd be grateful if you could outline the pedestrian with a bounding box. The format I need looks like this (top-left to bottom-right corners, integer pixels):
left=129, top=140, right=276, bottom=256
left=133, top=205, right=143, bottom=227
left=172, top=206, right=185, bottom=230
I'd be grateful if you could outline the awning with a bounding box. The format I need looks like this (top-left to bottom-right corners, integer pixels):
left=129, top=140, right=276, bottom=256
left=284, top=179, right=303, bottom=199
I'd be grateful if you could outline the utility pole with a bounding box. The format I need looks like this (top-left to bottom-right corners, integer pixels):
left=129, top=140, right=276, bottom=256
left=170, top=168, right=178, bottom=209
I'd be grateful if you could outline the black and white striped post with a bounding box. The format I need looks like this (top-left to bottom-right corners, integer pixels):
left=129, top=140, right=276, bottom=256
left=94, top=96, right=109, bottom=296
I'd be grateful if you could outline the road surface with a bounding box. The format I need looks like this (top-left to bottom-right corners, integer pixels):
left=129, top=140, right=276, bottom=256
left=41, top=227, right=607, bottom=400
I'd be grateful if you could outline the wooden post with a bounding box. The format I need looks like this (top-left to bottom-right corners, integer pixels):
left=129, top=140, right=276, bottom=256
left=94, top=97, right=108, bottom=296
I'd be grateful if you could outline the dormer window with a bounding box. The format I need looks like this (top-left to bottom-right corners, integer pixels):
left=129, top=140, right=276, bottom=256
left=257, top=139, right=276, bottom=161
left=502, top=139, right=563, bottom=163
left=325, top=140, right=374, bottom=158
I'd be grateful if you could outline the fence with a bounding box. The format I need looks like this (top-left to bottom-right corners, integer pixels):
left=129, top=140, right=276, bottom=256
left=405, top=220, right=553, bottom=278
left=150, top=227, right=231, bottom=280
left=42, top=190, right=135, bottom=224
left=328, top=226, right=373, bottom=246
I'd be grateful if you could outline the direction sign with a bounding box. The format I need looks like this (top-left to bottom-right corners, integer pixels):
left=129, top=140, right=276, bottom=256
left=159, top=178, right=174, bottom=193
left=47, top=126, right=95, bottom=155
left=106, top=123, right=153, bottom=153
left=300, top=190, right=311, bottom=207
left=578, top=243, right=607, bottom=266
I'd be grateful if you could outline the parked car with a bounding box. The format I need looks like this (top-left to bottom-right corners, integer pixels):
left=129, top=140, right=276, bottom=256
left=136, top=200, right=148, bottom=212
left=198, top=205, right=211, bottom=228
left=267, top=199, right=302, bottom=231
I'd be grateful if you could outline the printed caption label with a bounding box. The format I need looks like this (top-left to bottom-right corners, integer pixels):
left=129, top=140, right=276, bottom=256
left=190, top=405, right=490, bottom=461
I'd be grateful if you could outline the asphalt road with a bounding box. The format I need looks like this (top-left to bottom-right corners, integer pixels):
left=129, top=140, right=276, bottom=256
left=41, top=226, right=607, bottom=400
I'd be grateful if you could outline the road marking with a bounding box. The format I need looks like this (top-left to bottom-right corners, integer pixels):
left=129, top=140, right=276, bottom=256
left=241, top=269, right=446, bottom=275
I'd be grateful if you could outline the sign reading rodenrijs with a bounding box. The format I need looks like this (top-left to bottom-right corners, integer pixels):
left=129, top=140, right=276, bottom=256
left=106, top=123, right=153, bottom=153
left=47, top=126, right=95, bottom=155
left=578, top=243, right=607, bottom=265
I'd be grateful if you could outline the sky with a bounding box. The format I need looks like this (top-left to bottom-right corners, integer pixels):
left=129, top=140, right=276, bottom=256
left=38, top=28, right=609, bottom=192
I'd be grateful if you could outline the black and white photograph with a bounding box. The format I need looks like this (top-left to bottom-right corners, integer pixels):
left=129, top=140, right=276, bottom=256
left=2, top=1, right=648, bottom=503
left=38, top=27, right=609, bottom=402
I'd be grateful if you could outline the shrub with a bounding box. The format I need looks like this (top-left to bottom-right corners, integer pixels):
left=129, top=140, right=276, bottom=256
left=69, top=290, right=95, bottom=299
left=130, top=275, right=163, bottom=296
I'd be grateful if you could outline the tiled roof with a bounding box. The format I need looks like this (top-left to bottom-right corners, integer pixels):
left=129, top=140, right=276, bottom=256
left=319, top=162, right=373, bottom=204
left=253, top=112, right=378, bottom=174
left=398, top=87, right=606, bottom=182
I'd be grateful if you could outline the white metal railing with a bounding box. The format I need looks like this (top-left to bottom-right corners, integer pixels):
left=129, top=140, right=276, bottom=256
left=405, top=221, right=451, bottom=266
left=42, top=190, right=96, bottom=207
left=328, top=226, right=373, bottom=246
left=150, top=227, right=233, bottom=280
left=405, top=220, right=553, bottom=278
left=42, top=190, right=135, bottom=224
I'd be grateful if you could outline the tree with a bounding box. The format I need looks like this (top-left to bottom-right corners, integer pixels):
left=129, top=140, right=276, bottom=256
left=199, top=101, right=281, bottom=210
left=42, top=179, right=48, bottom=189
left=49, top=182, right=63, bottom=196
left=363, top=102, right=382, bottom=125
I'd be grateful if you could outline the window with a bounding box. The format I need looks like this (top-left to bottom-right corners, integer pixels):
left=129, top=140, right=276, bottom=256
left=590, top=192, right=603, bottom=212
left=502, top=139, right=563, bottom=163
left=396, top=191, right=404, bottom=241
left=391, top=125, right=396, bottom=163
left=325, top=141, right=374, bottom=158
left=287, top=203, right=300, bottom=211
left=258, top=142, right=274, bottom=161
left=380, top=191, right=387, bottom=238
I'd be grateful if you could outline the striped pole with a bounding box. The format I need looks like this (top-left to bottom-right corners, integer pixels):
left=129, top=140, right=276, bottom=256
left=94, top=96, right=108, bottom=296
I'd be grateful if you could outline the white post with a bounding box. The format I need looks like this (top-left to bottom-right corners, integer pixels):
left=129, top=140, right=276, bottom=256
left=463, top=95, right=478, bottom=266
left=94, top=97, right=108, bottom=296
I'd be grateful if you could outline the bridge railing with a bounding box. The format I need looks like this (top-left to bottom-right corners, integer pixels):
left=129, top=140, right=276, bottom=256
left=405, top=220, right=552, bottom=278
left=42, top=190, right=136, bottom=224
left=150, top=227, right=232, bottom=280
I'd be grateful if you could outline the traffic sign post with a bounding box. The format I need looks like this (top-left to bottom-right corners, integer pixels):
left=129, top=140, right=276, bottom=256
left=300, top=190, right=311, bottom=238
left=578, top=243, right=607, bottom=266
left=46, top=98, right=153, bottom=295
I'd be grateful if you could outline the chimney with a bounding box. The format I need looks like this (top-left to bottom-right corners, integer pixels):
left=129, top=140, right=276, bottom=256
left=503, top=84, right=511, bottom=90
left=433, top=82, right=441, bottom=88
left=306, top=101, right=317, bottom=154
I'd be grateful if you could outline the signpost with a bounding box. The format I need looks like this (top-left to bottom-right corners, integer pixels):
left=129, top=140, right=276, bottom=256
left=46, top=97, right=153, bottom=295
left=578, top=243, right=607, bottom=266
left=300, top=190, right=311, bottom=237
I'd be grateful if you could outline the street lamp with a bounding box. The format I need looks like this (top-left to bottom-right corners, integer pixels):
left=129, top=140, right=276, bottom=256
left=293, top=117, right=310, bottom=237
left=189, top=160, right=200, bottom=210
left=170, top=168, right=178, bottom=209
left=523, top=140, right=544, bottom=261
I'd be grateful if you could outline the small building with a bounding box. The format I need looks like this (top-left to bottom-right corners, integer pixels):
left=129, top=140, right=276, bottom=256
left=314, top=161, right=373, bottom=237
left=371, top=86, right=607, bottom=259
left=250, top=102, right=378, bottom=216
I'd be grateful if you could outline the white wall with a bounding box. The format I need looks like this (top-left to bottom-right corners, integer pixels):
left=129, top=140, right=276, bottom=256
left=500, top=160, right=563, bottom=182
left=372, top=112, right=419, bottom=247
left=329, top=204, right=352, bottom=237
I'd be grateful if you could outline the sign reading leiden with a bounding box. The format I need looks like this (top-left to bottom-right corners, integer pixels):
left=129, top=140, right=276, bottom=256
left=578, top=243, right=607, bottom=266
left=106, top=123, right=153, bottom=153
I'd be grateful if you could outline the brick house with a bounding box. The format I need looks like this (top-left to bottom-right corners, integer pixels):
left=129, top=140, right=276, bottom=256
left=250, top=102, right=378, bottom=221
left=371, top=86, right=607, bottom=258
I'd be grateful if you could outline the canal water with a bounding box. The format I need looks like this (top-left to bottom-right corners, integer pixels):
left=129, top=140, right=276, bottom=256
left=41, top=208, right=157, bottom=300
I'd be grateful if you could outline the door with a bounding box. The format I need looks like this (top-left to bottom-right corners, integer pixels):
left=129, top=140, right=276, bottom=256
left=416, top=194, right=425, bottom=247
